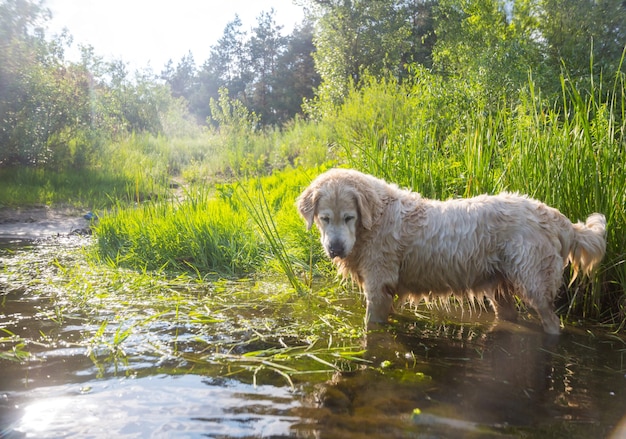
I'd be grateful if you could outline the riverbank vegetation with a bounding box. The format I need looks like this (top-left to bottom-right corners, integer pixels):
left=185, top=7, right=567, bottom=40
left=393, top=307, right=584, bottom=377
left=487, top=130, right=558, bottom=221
left=1, top=0, right=625, bottom=331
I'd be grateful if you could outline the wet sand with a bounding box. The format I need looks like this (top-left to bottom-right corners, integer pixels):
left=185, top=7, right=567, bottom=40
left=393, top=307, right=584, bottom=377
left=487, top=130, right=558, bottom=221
left=0, top=206, right=92, bottom=240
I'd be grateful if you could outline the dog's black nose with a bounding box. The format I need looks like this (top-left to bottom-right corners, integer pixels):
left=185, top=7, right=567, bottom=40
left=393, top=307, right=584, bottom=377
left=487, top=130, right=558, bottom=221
left=327, top=241, right=345, bottom=258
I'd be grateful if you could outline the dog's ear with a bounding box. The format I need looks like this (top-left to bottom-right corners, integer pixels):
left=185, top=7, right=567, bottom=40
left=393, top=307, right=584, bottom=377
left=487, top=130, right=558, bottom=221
left=296, top=187, right=317, bottom=230
left=353, top=185, right=382, bottom=230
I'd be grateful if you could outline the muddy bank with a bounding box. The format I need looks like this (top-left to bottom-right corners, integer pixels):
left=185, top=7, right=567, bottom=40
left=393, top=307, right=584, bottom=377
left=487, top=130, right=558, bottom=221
left=0, top=206, right=93, bottom=241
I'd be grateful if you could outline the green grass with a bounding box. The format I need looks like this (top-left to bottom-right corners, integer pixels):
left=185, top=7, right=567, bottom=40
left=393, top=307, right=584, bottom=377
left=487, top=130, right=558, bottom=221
left=0, top=123, right=331, bottom=208
left=0, top=167, right=153, bottom=208
left=92, top=166, right=332, bottom=280
left=94, top=193, right=264, bottom=275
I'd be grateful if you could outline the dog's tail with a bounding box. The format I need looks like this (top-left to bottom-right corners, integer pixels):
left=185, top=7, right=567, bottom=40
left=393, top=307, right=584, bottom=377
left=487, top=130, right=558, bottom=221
left=567, top=213, right=607, bottom=284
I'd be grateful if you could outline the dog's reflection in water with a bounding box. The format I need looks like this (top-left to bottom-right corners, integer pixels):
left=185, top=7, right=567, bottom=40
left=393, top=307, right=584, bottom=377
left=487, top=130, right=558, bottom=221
left=308, top=318, right=581, bottom=437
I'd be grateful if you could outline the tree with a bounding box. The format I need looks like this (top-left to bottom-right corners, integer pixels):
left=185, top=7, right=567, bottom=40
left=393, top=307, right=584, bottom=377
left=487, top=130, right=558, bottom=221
left=246, top=9, right=285, bottom=124
left=433, top=0, right=551, bottom=102
left=272, top=21, right=321, bottom=124
left=203, top=16, right=249, bottom=100
left=307, top=0, right=417, bottom=104
left=161, top=52, right=197, bottom=100
left=0, top=0, right=173, bottom=168
left=0, top=0, right=94, bottom=166
left=176, top=12, right=319, bottom=126
left=400, top=0, right=438, bottom=69
left=188, top=17, right=248, bottom=125
left=1, top=0, right=48, bottom=165
left=538, top=0, right=626, bottom=88
left=432, top=0, right=626, bottom=104
left=0, top=0, right=49, bottom=42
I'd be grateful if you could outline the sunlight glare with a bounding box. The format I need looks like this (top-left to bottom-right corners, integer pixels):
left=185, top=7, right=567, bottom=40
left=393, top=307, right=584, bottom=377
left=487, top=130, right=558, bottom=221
left=15, top=397, right=73, bottom=434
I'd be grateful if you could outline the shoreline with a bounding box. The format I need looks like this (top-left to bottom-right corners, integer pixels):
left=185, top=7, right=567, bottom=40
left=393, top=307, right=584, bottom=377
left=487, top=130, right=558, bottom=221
left=0, top=206, right=93, bottom=240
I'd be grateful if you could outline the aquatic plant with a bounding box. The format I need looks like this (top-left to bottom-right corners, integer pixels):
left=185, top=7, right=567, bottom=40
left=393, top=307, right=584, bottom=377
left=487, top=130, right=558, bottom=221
left=0, top=328, right=30, bottom=362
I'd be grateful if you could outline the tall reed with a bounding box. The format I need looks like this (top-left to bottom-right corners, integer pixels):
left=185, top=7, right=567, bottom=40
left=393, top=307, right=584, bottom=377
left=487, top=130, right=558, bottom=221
left=235, top=179, right=306, bottom=293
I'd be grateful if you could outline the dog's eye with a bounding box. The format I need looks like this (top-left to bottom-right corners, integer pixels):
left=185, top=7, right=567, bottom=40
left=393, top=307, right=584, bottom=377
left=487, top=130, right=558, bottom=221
left=344, top=215, right=355, bottom=223
left=320, top=216, right=330, bottom=224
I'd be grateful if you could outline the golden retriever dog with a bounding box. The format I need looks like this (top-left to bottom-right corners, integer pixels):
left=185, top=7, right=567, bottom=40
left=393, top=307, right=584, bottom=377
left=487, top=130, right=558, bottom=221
left=297, top=168, right=606, bottom=334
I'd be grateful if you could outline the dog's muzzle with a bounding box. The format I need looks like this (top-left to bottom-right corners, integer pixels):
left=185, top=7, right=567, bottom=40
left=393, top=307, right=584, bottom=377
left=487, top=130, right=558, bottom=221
left=327, top=241, right=345, bottom=259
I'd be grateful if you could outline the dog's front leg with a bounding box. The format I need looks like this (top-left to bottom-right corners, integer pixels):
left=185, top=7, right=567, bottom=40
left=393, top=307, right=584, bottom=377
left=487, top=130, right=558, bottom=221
left=363, top=282, right=395, bottom=327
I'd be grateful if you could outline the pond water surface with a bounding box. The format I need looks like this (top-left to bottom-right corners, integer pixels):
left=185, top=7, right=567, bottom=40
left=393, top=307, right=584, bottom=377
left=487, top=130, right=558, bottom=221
left=1, top=236, right=626, bottom=438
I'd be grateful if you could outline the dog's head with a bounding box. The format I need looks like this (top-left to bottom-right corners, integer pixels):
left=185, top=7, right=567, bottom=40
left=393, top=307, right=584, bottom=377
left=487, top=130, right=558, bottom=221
left=297, top=169, right=381, bottom=260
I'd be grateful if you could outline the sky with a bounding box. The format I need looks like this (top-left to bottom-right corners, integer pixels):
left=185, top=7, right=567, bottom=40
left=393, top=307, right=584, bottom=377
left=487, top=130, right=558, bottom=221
left=45, top=0, right=306, bottom=72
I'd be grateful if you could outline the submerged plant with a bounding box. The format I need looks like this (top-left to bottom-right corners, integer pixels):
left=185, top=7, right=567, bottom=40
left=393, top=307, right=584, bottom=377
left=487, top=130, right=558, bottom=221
left=2, top=237, right=368, bottom=383
left=0, top=328, right=30, bottom=362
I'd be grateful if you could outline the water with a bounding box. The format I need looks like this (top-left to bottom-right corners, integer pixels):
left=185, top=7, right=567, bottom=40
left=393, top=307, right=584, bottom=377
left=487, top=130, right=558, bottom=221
left=1, top=238, right=626, bottom=438
left=4, top=376, right=300, bottom=438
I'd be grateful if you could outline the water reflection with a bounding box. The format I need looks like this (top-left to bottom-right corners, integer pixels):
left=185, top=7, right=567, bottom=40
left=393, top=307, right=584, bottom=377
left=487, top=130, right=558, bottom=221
left=308, top=315, right=626, bottom=438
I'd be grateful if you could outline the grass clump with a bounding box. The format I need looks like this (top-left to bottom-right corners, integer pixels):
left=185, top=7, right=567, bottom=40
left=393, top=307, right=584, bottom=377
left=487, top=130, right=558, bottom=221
left=92, top=166, right=332, bottom=281
left=94, top=195, right=262, bottom=276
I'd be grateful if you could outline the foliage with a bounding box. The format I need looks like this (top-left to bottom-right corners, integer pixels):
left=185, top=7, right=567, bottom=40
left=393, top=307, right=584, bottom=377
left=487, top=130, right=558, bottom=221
left=303, top=0, right=626, bottom=113
left=433, top=0, right=546, bottom=102
left=307, top=0, right=414, bottom=106
left=3, top=0, right=624, bottom=171
left=323, top=68, right=479, bottom=195
left=0, top=132, right=187, bottom=208
left=537, top=0, right=626, bottom=89
left=432, top=0, right=626, bottom=105
left=0, top=0, right=181, bottom=169
left=0, top=118, right=333, bottom=208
